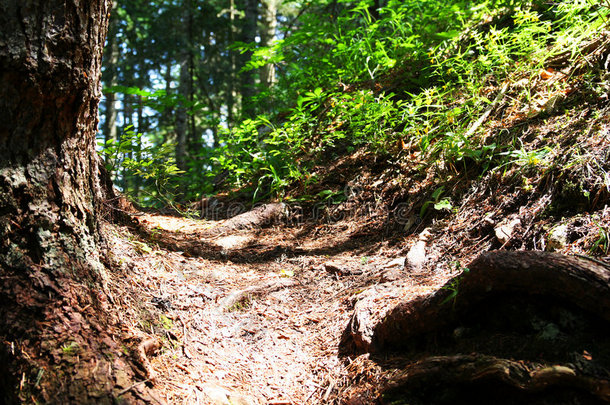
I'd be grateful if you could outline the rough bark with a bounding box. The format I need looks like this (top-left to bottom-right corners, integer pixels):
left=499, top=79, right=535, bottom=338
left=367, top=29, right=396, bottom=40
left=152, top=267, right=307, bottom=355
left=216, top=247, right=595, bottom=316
left=0, top=1, right=155, bottom=403
left=383, top=355, right=610, bottom=404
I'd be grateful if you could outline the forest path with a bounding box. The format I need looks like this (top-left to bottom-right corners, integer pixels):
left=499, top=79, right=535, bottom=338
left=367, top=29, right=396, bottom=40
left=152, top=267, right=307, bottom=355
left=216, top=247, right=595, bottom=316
left=103, top=211, right=447, bottom=404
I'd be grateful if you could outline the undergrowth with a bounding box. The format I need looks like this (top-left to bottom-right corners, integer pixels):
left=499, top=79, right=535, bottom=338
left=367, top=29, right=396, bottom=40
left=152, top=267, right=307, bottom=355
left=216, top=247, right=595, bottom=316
left=102, top=0, right=610, bottom=208
left=212, top=0, right=609, bottom=201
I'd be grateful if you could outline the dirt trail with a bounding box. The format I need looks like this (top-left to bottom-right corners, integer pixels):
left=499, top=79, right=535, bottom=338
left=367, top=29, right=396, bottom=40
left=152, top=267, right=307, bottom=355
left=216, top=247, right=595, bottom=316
left=102, top=211, right=449, bottom=404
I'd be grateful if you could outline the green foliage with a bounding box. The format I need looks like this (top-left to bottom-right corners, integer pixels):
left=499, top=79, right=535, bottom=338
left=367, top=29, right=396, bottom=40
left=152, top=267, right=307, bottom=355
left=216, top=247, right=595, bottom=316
left=251, top=0, right=495, bottom=95
left=501, top=146, right=554, bottom=170
left=99, top=126, right=185, bottom=208
left=61, top=342, right=80, bottom=357
left=104, top=85, right=205, bottom=114
left=159, top=314, right=173, bottom=330
left=420, top=186, right=454, bottom=218
left=441, top=262, right=470, bottom=307
left=212, top=116, right=310, bottom=200
left=404, top=0, right=608, bottom=172
left=589, top=220, right=610, bottom=255
left=100, top=0, right=610, bottom=207
left=206, top=0, right=610, bottom=199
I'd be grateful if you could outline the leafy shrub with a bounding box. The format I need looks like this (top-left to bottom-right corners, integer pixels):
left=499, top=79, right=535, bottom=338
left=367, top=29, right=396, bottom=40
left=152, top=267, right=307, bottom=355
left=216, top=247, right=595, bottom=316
left=99, top=126, right=184, bottom=208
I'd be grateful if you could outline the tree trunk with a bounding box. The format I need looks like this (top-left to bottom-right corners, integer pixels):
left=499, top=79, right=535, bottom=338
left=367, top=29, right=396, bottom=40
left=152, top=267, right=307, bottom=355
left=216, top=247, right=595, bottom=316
left=175, top=0, right=193, bottom=172
left=134, top=96, right=145, bottom=200
left=227, top=0, right=237, bottom=128
left=102, top=0, right=120, bottom=177
left=0, top=1, right=154, bottom=403
left=122, top=93, right=135, bottom=193
left=260, top=0, right=278, bottom=90
left=239, top=0, right=258, bottom=118
left=176, top=56, right=190, bottom=172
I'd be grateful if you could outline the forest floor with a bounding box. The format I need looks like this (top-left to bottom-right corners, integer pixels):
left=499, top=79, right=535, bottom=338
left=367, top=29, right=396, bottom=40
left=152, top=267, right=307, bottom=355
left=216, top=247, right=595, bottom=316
left=101, top=207, right=457, bottom=404
left=101, top=175, right=609, bottom=405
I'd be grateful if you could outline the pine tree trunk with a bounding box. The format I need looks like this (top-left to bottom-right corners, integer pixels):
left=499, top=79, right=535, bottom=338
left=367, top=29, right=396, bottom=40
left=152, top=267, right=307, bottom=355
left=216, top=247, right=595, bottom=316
left=161, top=60, right=174, bottom=141
left=122, top=93, right=134, bottom=192
left=239, top=0, right=258, bottom=118
left=260, top=0, right=278, bottom=90
left=134, top=96, right=144, bottom=200
left=227, top=0, right=237, bottom=128
left=175, top=0, right=193, bottom=172
left=176, top=55, right=190, bottom=172
left=103, top=0, right=120, bottom=177
left=0, top=2, right=154, bottom=403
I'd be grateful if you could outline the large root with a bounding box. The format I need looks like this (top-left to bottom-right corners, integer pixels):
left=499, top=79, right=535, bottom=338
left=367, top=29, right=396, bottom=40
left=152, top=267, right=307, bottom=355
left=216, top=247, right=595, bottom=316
left=341, top=251, right=610, bottom=404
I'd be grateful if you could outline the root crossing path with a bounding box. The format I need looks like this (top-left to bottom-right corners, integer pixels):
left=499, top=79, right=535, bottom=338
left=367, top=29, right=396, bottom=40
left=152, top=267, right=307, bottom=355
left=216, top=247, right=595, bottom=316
left=103, top=211, right=447, bottom=404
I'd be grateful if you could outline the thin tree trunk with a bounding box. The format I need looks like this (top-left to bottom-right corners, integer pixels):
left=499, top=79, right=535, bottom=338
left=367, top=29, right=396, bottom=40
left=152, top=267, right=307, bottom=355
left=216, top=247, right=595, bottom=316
left=175, top=0, right=193, bottom=172
left=176, top=56, right=191, bottom=171
left=227, top=0, right=237, bottom=128
left=212, top=125, right=220, bottom=148
left=122, top=93, right=134, bottom=193
left=103, top=0, right=120, bottom=177
left=161, top=60, right=174, bottom=143
left=260, top=0, right=278, bottom=90
left=0, top=1, right=153, bottom=402
left=239, top=0, right=258, bottom=118
left=134, top=96, right=144, bottom=200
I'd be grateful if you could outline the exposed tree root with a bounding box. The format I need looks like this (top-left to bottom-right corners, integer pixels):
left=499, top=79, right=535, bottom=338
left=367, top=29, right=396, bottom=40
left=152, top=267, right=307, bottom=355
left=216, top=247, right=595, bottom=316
left=341, top=251, right=610, bottom=404
left=382, top=355, right=610, bottom=404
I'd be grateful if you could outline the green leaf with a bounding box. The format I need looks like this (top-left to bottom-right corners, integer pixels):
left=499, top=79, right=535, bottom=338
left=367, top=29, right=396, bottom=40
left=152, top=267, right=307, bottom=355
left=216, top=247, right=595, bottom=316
left=434, top=30, right=460, bottom=40
left=431, top=186, right=445, bottom=201
left=434, top=198, right=453, bottom=211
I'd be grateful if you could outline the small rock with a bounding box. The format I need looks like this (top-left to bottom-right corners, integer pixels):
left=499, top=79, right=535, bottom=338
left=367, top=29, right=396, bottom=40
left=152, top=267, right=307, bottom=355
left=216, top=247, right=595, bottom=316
left=151, top=296, right=172, bottom=311
left=483, top=215, right=495, bottom=226
left=494, top=217, right=521, bottom=244
left=547, top=223, right=569, bottom=251
left=406, top=228, right=432, bottom=272
left=380, top=257, right=406, bottom=281
left=202, top=384, right=229, bottom=404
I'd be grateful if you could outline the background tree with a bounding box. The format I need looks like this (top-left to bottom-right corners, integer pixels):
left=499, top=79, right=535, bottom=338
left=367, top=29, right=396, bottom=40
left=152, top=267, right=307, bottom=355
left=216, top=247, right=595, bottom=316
left=260, top=0, right=279, bottom=90
left=102, top=0, right=121, bottom=176
left=175, top=0, right=195, bottom=171
left=99, top=0, right=286, bottom=202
